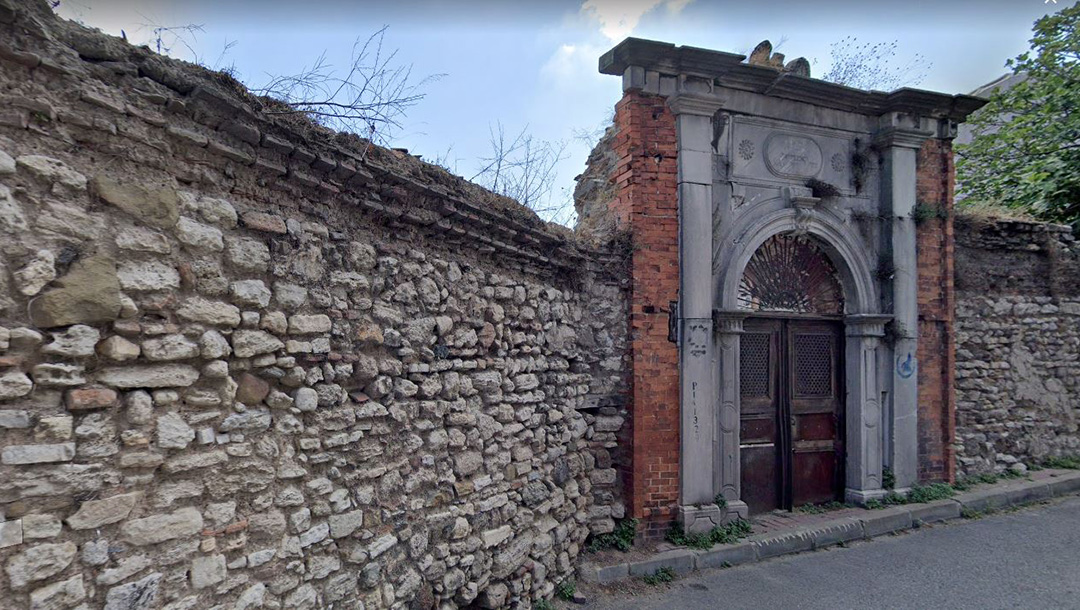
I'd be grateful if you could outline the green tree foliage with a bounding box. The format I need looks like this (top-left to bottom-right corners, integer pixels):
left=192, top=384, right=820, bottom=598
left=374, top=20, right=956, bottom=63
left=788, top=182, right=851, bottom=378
left=957, top=5, right=1080, bottom=229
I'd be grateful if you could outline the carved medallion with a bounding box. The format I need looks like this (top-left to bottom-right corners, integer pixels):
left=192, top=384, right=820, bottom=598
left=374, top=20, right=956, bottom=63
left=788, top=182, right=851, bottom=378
left=830, top=152, right=846, bottom=173
left=738, top=139, right=755, bottom=161
left=764, top=133, right=823, bottom=179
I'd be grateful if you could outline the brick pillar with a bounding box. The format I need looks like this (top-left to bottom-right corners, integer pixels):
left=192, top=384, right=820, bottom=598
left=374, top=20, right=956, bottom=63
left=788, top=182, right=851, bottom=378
left=609, top=90, right=680, bottom=538
left=915, top=138, right=957, bottom=483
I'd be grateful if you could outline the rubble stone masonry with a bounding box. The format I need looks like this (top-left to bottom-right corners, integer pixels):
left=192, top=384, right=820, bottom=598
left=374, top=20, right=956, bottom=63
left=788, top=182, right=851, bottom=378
left=955, top=219, right=1080, bottom=476
left=0, top=1, right=629, bottom=608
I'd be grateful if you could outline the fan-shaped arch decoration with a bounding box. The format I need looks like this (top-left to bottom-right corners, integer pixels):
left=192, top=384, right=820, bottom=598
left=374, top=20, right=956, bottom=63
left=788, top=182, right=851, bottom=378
left=738, top=233, right=844, bottom=315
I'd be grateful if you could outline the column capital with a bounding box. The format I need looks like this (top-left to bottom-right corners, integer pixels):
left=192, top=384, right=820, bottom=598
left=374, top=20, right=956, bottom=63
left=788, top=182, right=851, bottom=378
left=667, top=93, right=724, bottom=117
left=872, top=126, right=934, bottom=150
left=712, top=309, right=748, bottom=333
left=844, top=314, right=892, bottom=337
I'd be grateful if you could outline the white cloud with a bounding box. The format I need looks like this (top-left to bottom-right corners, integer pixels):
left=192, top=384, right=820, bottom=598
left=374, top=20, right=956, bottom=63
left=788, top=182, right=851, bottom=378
left=580, top=0, right=694, bottom=42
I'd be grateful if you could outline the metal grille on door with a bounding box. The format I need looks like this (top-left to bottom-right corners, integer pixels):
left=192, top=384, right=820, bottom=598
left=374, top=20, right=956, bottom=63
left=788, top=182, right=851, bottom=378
left=794, top=334, right=833, bottom=397
left=740, top=333, right=771, bottom=398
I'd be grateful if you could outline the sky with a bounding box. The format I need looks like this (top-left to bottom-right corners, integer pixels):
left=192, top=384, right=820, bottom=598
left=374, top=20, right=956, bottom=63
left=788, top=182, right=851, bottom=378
left=56, top=0, right=1070, bottom=225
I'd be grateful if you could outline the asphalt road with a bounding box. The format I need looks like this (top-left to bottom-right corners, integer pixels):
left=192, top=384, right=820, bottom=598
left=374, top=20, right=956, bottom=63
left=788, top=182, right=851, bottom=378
left=587, top=496, right=1080, bottom=610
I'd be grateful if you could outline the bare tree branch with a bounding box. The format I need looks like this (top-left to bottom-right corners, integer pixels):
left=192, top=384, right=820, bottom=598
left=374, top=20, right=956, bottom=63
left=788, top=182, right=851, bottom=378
left=821, top=37, right=930, bottom=90
left=472, top=121, right=570, bottom=220
left=251, top=27, right=443, bottom=145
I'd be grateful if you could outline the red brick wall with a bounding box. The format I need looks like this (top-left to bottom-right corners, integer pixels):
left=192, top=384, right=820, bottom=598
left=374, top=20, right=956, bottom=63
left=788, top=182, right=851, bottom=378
left=609, top=91, right=680, bottom=537
left=915, top=138, right=957, bottom=483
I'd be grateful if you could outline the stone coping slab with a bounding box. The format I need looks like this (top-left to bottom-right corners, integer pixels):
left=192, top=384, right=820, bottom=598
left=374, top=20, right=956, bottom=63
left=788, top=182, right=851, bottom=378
left=578, top=470, right=1080, bottom=584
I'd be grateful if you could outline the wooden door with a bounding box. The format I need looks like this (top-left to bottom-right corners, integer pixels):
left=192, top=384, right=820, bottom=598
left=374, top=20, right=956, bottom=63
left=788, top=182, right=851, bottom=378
left=787, top=320, right=844, bottom=507
left=739, top=317, right=844, bottom=513
left=739, top=319, right=782, bottom=514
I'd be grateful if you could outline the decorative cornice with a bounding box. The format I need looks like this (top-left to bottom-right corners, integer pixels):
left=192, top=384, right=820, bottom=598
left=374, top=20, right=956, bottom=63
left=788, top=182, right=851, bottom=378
left=667, top=94, right=724, bottom=117
left=600, top=38, right=987, bottom=122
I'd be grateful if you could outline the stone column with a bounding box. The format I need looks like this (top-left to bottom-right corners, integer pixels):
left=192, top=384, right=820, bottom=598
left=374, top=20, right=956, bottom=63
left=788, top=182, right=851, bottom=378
left=714, top=311, right=749, bottom=520
left=669, top=93, right=726, bottom=533
left=874, top=115, right=933, bottom=491
left=844, top=314, right=892, bottom=503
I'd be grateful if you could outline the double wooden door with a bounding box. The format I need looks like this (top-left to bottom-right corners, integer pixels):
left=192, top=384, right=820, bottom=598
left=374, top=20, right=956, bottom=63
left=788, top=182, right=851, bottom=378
left=739, top=317, right=844, bottom=514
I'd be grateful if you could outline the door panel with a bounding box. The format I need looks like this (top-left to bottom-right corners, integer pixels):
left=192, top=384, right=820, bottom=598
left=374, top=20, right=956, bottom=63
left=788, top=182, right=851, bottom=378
left=788, top=321, right=844, bottom=507
left=739, top=317, right=844, bottom=513
left=739, top=320, right=781, bottom=514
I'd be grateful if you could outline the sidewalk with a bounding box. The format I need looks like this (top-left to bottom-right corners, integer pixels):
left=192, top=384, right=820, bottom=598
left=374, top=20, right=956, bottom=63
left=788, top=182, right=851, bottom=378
left=578, top=469, right=1080, bottom=584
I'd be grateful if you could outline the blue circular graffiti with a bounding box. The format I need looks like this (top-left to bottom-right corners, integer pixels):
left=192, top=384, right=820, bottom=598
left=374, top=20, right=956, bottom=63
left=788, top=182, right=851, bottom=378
left=897, top=352, right=916, bottom=379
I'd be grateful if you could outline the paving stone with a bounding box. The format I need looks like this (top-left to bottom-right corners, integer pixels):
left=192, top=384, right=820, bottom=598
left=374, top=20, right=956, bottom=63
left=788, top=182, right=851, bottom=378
left=1005, top=481, right=1052, bottom=506
left=1047, top=472, right=1080, bottom=497
left=907, top=499, right=961, bottom=524
left=627, top=549, right=697, bottom=576
left=695, top=540, right=757, bottom=569
left=752, top=528, right=815, bottom=559
left=859, top=506, right=913, bottom=537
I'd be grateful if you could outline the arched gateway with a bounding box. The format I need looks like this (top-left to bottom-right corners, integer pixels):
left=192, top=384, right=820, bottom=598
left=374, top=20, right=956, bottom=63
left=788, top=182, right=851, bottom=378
left=597, top=37, right=983, bottom=536
left=738, top=233, right=846, bottom=513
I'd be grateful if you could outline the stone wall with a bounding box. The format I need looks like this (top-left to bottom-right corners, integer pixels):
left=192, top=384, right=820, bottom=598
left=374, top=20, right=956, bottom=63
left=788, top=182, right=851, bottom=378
left=0, top=2, right=629, bottom=609
left=955, top=218, right=1080, bottom=476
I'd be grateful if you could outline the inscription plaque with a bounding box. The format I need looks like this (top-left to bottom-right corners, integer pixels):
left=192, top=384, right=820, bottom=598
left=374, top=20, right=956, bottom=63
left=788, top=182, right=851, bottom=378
left=764, top=133, right=823, bottom=179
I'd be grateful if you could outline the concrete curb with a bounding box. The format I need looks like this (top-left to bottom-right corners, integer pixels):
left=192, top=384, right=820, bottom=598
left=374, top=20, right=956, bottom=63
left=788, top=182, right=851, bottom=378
left=578, top=471, right=1080, bottom=584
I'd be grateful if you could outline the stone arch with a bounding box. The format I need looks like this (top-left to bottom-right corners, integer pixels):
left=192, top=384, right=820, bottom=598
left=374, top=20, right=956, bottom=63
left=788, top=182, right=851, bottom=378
left=716, top=207, right=879, bottom=314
